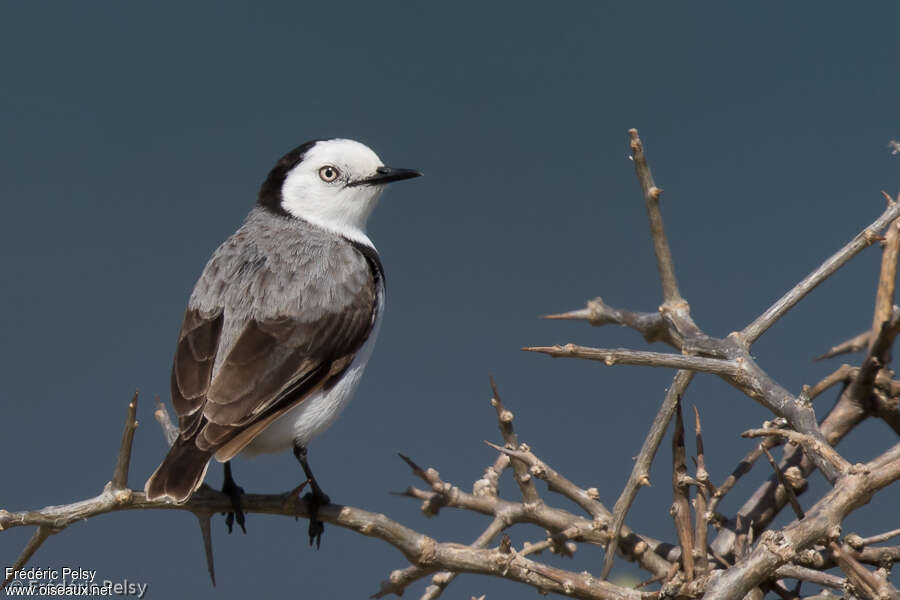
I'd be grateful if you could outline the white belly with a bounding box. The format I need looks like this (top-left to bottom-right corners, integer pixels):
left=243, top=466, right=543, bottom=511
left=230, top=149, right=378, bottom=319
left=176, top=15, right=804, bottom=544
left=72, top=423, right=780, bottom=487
left=240, top=310, right=381, bottom=456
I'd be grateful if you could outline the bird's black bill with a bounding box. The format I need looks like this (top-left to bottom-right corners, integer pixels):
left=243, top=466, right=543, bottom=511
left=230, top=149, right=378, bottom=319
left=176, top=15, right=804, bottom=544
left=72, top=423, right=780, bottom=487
left=349, top=166, right=422, bottom=187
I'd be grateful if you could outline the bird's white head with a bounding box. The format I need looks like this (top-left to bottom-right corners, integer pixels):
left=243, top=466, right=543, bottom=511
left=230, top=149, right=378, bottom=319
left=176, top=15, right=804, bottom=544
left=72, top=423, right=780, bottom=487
left=258, top=138, right=421, bottom=244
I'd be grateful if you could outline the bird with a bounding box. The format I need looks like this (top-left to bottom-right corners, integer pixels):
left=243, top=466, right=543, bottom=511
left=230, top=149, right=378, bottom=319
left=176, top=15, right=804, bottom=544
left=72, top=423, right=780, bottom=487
left=144, top=138, right=421, bottom=546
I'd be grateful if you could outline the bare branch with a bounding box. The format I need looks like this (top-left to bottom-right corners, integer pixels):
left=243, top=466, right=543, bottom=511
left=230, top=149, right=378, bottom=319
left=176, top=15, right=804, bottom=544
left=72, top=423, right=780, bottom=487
left=762, top=447, right=805, bottom=520
left=709, top=437, right=781, bottom=515
left=703, top=443, right=900, bottom=600
left=629, top=128, right=682, bottom=305
left=857, top=528, right=900, bottom=547
left=376, top=518, right=506, bottom=600
left=544, top=297, right=679, bottom=348
left=154, top=396, right=178, bottom=446
left=1, top=485, right=661, bottom=600
left=519, top=525, right=583, bottom=558
left=418, top=518, right=506, bottom=600
left=1, top=526, right=56, bottom=590
left=602, top=369, right=694, bottom=580
left=870, top=214, right=900, bottom=345
left=742, top=428, right=851, bottom=476
left=524, top=345, right=734, bottom=375
left=807, top=365, right=855, bottom=400
left=111, top=391, right=139, bottom=491
left=693, top=406, right=711, bottom=575
left=528, top=343, right=843, bottom=482
left=483, top=441, right=672, bottom=577
left=814, top=331, right=871, bottom=361
left=741, top=199, right=900, bottom=345
left=489, top=377, right=540, bottom=504
left=709, top=330, right=898, bottom=561
left=830, top=541, right=900, bottom=600
left=773, top=564, right=844, bottom=590
left=671, top=398, right=694, bottom=580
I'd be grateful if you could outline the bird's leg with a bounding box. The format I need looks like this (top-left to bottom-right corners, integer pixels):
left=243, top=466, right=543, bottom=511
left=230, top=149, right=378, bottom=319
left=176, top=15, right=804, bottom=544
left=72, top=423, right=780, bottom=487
left=292, top=444, right=330, bottom=549
left=221, top=461, right=246, bottom=534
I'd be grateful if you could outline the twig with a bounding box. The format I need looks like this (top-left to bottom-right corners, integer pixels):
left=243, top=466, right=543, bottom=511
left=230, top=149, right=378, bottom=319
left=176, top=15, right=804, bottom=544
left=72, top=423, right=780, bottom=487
left=519, top=525, right=583, bottom=558
left=870, top=217, right=900, bottom=347
left=830, top=541, right=900, bottom=600
left=154, top=396, right=179, bottom=446
left=670, top=397, right=694, bottom=580
left=814, top=331, right=871, bottom=361
left=709, top=352, right=885, bottom=561
left=472, top=453, right=509, bottom=498
left=703, top=443, right=900, bottom=600
left=544, top=298, right=678, bottom=348
left=870, top=388, right=900, bottom=435
left=741, top=198, right=900, bottom=345
left=382, top=448, right=512, bottom=599
left=1, top=483, right=660, bottom=600
left=807, top=365, right=855, bottom=400
left=418, top=518, right=507, bottom=600
left=709, top=437, right=780, bottom=515
left=528, top=343, right=843, bottom=483
left=483, top=441, right=672, bottom=577
left=859, top=528, right=900, bottom=547
left=1, top=526, right=56, bottom=589
left=842, top=310, right=900, bottom=436
left=796, top=544, right=900, bottom=570
left=693, top=406, right=711, bottom=575
left=628, top=129, right=682, bottom=305
left=523, top=345, right=734, bottom=375
left=601, top=369, right=695, bottom=580
left=397, top=465, right=613, bottom=550
left=773, top=564, right=844, bottom=590
left=741, top=429, right=851, bottom=476
left=489, top=376, right=540, bottom=504
left=111, top=391, right=139, bottom=490
left=762, top=447, right=805, bottom=520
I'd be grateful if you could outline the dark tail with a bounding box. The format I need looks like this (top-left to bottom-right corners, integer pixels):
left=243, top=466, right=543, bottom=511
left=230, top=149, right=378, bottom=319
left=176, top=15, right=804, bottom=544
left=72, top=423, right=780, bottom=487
left=144, top=438, right=213, bottom=503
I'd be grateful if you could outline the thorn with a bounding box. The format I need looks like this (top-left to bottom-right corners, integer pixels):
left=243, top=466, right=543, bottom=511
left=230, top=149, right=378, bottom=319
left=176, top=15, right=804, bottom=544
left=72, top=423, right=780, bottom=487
left=484, top=440, right=512, bottom=454
left=883, top=191, right=896, bottom=205
left=397, top=453, right=431, bottom=483
left=285, top=480, right=309, bottom=503
left=542, top=308, right=589, bottom=320
left=1, top=527, right=56, bottom=591
left=195, top=513, right=217, bottom=587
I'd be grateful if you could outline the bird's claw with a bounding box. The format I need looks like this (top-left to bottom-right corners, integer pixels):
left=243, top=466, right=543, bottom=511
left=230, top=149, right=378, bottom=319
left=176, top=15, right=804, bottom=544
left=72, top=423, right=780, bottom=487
left=303, top=488, right=330, bottom=549
left=222, top=465, right=247, bottom=534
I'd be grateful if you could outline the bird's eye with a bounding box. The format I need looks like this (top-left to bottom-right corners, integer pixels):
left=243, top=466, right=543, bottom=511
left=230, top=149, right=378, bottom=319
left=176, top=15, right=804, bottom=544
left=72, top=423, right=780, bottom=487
left=318, top=166, right=340, bottom=182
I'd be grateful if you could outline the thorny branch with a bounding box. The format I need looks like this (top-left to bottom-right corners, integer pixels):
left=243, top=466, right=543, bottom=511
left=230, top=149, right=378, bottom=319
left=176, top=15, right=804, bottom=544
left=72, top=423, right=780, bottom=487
left=3, top=131, right=900, bottom=600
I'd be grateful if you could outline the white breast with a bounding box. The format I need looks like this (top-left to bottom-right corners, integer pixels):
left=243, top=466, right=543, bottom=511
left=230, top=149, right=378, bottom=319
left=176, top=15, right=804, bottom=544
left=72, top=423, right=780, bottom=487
left=239, top=285, right=384, bottom=457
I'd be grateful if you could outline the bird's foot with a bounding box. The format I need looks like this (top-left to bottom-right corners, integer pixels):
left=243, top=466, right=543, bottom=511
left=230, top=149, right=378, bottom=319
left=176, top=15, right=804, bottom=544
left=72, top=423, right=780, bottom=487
left=303, top=485, right=330, bottom=549
left=293, top=444, right=330, bottom=548
left=221, top=462, right=246, bottom=534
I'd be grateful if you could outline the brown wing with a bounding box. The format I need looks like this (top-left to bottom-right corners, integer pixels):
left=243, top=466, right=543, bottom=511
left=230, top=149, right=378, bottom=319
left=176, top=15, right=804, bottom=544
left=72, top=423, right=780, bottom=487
left=149, top=271, right=376, bottom=500
left=195, top=291, right=377, bottom=460
left=146, top=307, right=224, bottom=502
left=170, top=308, right=224, bottom=439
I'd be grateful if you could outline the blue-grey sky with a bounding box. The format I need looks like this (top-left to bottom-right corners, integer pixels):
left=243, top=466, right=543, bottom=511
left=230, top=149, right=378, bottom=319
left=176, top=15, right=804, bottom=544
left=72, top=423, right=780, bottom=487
left=2, top=2, right=899, bottom=598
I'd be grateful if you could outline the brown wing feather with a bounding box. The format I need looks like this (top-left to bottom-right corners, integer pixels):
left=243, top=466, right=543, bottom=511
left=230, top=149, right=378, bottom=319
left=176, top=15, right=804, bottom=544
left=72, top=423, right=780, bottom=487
left=203, top=306, right=372, bottom=427
left=170, top=308, right=224, bottom=435
left=193, top=286, right=374, bottom=455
